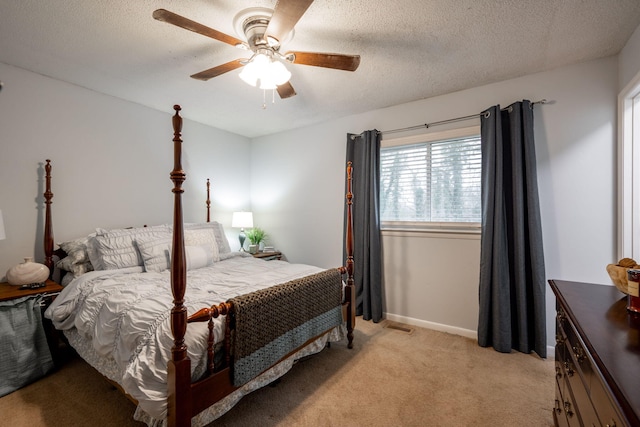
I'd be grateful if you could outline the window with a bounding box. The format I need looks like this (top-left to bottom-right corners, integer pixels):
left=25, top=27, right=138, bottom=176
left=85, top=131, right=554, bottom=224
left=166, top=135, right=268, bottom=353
left=380, top=126, right=481, bottom=231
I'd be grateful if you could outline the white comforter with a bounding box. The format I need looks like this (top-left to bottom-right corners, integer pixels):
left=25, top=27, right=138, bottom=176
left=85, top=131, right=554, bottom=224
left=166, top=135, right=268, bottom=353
left=45, top=254, right=327, bottom=421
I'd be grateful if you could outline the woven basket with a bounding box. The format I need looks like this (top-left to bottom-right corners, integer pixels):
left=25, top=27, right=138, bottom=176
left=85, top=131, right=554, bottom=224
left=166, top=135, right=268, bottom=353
left=606, top=264, right=631, bottom=295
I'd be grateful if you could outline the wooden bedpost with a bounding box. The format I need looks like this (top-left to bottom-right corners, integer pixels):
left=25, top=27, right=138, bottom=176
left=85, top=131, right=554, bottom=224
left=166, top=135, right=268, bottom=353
left=345, top=161, right=355, bottom=349
left=44, top=159, right=54, bottom=277
left=167, top=105, right=192, bottom=427
left=206, top=178, right=211, bottom=222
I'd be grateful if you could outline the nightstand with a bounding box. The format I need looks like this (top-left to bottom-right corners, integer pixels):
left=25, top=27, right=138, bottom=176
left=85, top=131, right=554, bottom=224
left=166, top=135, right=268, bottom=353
left=252, top=251, right=283, bottom=261
left=0, top=279, right=63, bottom=303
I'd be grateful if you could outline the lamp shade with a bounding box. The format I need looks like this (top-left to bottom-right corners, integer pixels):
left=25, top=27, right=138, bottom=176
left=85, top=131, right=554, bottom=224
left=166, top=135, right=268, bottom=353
left=0, top=209, right=5, bottom=240
left=232, top=212, right=254, bottom=229
left=239, top=54, right=291, bottom=89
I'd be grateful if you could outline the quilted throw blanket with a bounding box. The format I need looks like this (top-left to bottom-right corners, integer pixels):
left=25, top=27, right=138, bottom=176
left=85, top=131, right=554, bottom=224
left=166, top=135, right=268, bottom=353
left=230, top=268, right=343, bottom=386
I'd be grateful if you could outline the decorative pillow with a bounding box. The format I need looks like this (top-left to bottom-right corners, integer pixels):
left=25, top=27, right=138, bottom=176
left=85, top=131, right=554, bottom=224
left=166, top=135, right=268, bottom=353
left=185, top=229, right=220, bottom=262
left=136, top=235, right=215, bottom=273
left=185, top=222, right=231, bottom=254
left=88, top=225, right=171, bottom=270
left=56, top=256, right=94, bottom=277
left=136, top=236, right=171, bottom=273
left=183, top=245, right=214, bottom=271
left=58, top=236, right=92, bottom=264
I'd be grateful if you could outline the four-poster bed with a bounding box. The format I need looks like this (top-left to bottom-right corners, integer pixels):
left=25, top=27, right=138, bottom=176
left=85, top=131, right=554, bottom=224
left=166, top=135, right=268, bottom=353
left=43, top=105, right=356, bottom=427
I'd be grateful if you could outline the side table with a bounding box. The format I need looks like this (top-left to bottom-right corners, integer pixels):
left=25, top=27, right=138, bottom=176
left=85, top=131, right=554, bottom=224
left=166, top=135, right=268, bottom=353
left=0, top=279, right=64, bottom=365
left=252, top=251, right=283, bottom=261
left=0, top=279, right=63, bottom=302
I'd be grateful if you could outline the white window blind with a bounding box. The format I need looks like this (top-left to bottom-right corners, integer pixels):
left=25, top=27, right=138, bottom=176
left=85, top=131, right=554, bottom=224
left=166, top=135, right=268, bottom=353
left=380, top=134, right=481, bottom=223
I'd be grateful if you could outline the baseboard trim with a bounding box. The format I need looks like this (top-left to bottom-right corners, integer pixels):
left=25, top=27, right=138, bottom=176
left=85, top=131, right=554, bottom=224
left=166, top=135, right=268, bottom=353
left=383, top=313, right=478, bottom=340
left=382, top=312, right=555, bottom=359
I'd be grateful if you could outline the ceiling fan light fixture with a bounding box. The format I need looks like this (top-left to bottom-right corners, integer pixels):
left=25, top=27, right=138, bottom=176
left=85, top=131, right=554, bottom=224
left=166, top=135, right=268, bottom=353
left=239, top=62, right=259, bottom=86
left=239, top=53, right=291, bottom=89
left=269, top=60, right=292, bottom=85
left=239, top=53, right=267, bottom=86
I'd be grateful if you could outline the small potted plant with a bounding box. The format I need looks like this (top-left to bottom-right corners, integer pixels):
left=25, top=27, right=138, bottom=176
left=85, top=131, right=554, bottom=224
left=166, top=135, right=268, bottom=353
left=245, top=227, right=267, bottom=253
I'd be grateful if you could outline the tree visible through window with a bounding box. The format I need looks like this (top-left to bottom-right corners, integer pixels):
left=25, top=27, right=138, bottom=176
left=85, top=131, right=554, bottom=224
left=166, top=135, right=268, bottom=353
left=380, top=132, right=481, bottom=224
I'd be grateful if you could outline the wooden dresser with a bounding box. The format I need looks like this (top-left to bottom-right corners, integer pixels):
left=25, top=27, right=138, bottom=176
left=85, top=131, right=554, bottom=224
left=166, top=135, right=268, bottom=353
left=549, top=280, right=640, bottom=427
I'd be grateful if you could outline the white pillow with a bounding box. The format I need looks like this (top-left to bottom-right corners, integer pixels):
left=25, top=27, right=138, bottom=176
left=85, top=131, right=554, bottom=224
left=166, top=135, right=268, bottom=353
left=185, top=222, right=231, bottom=254
left=184, top=245, right=214, bottom=271
left=136, top=236, right=171, bottom=273
left=87, top=225, right=171, bottom=270
left=185, top=229, right=220, bottom=262
left=136, top=235, right=215, bottom=273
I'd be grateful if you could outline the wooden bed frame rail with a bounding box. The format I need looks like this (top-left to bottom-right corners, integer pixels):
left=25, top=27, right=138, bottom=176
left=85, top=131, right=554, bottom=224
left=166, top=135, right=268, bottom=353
left=41, top=105, right=356, bottom=427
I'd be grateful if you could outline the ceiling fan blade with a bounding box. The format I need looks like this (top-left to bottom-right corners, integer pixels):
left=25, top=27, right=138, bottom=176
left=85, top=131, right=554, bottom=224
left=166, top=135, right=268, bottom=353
left=265, top=0, right=314, bottom=44
left=153, top=9, right=245, bottom=48
left=190, top=59, right=246, bottom=81
left=286, top=51, right=361, bottom=71
left=277, top=81, right=297, bottom=99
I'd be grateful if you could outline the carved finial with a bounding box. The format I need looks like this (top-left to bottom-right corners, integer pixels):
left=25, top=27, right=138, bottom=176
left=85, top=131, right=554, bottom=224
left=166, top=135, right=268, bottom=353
left=206, top=179, right=211, bottom=223
left=346, top=161, right=353, bottom=204
left=44, top=160, right=53, bottom=204
left=172, top=104, right=182, bottom=135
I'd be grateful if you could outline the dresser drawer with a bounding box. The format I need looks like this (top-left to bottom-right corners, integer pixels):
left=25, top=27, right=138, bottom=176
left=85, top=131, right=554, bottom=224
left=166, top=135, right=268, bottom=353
left=590, top=374, right=625, bottom=427
left=564, top=317, right=594, bottom=381
left=556, top=307, right=603, bottom=427
left=562, top=340, right=600, bottom=426
left=561, top=374, right=582, bottom=427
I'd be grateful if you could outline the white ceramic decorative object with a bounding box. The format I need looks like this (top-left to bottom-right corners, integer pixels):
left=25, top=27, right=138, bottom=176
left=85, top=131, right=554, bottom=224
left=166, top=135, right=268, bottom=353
left=6, top=257, right=49, bottom=286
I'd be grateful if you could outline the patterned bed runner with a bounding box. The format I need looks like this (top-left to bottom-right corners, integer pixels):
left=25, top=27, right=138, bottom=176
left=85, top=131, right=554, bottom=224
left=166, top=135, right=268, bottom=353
left=230, top=268, right=343, bottom=386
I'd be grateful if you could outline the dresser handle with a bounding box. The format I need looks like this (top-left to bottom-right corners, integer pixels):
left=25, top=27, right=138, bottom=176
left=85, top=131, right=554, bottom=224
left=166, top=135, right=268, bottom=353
left=564, top=360, right=575, bottom=377
left=605, top=420, right=617, bottom=427
left=572, top=345, right=585, bottom=363
left=557, top=310, right=566, bottom=325
left=555, top=366, right=562, bottom=379
left=564, top=400, right=574, bottom=417
left=554, top=399, right=562, bottom=414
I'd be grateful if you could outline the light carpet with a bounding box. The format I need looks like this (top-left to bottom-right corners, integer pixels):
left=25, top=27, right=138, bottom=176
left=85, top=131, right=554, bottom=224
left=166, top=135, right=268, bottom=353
left=0, top=319, right=555, bottom=426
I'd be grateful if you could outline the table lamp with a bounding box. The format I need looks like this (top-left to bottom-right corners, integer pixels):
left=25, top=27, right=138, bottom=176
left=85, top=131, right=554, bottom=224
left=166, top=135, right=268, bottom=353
left=232, top=211, right=253, bottom=251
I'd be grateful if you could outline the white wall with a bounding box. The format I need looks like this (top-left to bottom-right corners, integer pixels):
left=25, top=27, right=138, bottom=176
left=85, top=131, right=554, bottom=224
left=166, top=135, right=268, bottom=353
left=0, top=62, right=251, bottom=278
left=619, top=23, right=640, bottom=91
left=252, top=55, right=620, bottom=347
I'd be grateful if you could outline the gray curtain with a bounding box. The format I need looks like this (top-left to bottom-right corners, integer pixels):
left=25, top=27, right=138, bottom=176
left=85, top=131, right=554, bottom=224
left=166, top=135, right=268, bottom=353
left=478, top=100, right=546, bottom=357
left=344, top=130, right=383, bottom=322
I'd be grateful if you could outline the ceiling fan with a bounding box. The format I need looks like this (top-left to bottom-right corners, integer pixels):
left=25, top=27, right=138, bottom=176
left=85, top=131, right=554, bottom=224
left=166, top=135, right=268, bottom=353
left=152, top=0, right=360, bottom=99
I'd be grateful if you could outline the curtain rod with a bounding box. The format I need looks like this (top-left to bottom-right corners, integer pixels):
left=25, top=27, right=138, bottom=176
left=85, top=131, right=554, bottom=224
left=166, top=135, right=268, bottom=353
left=377, top=99, right=547, bottom=137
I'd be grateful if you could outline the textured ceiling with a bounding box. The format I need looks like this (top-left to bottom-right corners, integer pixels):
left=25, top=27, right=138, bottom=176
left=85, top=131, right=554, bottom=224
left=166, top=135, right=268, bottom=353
left=1, top=0, right=640, bottom=138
